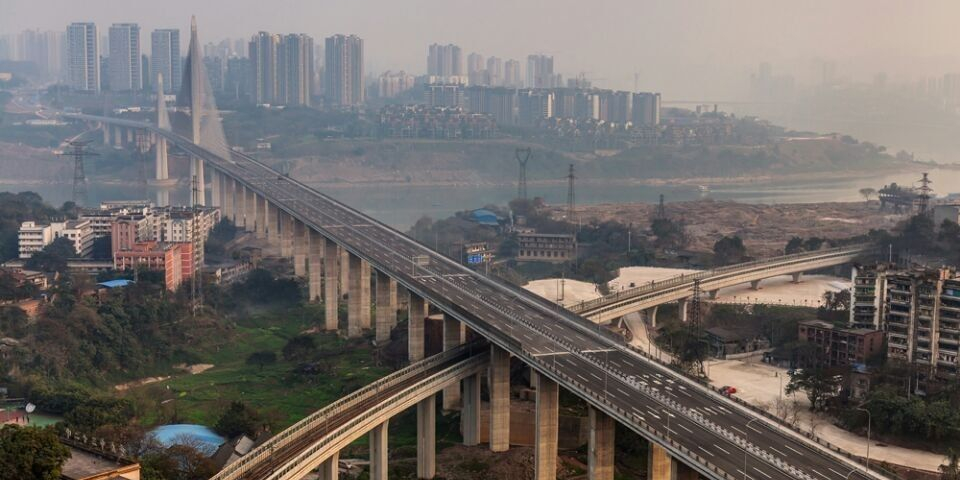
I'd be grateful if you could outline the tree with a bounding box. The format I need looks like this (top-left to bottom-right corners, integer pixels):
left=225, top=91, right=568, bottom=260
left=713, top=235, right=747, bottom=265
left=0, top=425, right=71, bottom=480
left=784, top=237, right=804, bottom=254
left=245, top=351, right=277, bottom=370
left=821, top=290, right=850, bottom=311
left=25, top=237, right=76, bottom=273
left=941, top=450, right=960, bottom=480
left=785, top=369, right=840, bottom=410
left=282, top=335, right=316, bottom=361
left=858, top=187, right=876, bottom=202
left=214, top=401, right=264, bottom=438
left=650, top=217, right=687, bottom=250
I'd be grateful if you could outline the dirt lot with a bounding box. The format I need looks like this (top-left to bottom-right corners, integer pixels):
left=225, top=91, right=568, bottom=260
left=553, top=199, right=905, bottom=257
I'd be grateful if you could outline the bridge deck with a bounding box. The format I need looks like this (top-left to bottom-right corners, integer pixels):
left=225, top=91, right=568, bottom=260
left=74, top=114, right=882, bottom=480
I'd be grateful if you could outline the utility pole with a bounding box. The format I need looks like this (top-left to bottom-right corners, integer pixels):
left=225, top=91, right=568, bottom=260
left=516, top=147, right=531, bottom=200
left=566, top=163, right=575, bottom=221
left=58, top=140, right=98, bottom=207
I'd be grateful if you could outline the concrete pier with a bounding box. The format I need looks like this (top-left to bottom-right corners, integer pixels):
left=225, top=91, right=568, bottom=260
left=442, top=314, right=465, bottom=410
left=678, top=298, right=689, bottom=323
left=281, top=212, right=294, bottom=257
left=294, top=220, right=307, bottom=276
left=324, top=237, right=340, bottom=331
left=308, top=230, right=323, bottom=302
left=408, top=292, right=428, bottom=361
left=375, top=270, right=397, bottom=344
left=210, top=169, right=220, bottom=208
left=648, top=443, right=698, bottom=480
left=319, top=452, right=338, bottom=480
left=347, top=253, right=369, bottom=338
left=489, top=344, right=510, bottom=452
left=588, top=406, right=615, bottom=480
left=534, top=372, right=559, bottom=480
left=369, top=420, right=388, bottom=480
left=254, top=195, right=266, bottom=239
left=417, top=395, right=436, bottom=479
left=267, top=202, right=279, bottom=244
left=462, top=373, right=481, bottom=446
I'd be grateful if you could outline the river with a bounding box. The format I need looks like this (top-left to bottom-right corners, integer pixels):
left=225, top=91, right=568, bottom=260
left=3, top=167, right=956, bottom=230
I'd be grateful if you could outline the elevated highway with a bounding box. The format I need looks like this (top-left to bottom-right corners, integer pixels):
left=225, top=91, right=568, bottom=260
left=73, top=111, right=888, bottom=480
left=571, top=245, right=871, bottom=322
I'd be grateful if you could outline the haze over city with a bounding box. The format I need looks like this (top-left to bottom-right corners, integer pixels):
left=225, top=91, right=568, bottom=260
left=2, top=2, right=960, bottom=480
left=4, top=0, right=960, bottom=98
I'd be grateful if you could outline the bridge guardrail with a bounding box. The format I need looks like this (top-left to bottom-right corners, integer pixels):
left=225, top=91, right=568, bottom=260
left=259, top=352, right=488, bottom=480
left=570, top=244, right=871, bottom=314
left=209, top=342, right=482, bottom=480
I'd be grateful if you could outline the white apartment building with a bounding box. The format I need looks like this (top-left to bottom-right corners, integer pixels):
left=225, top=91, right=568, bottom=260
left=18, top=220, right=95, bottom=258
left=18, top=221, right=58, bottom=258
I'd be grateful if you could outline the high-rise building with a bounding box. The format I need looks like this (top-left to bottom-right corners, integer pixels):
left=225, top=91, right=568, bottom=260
left=226, top=57, right=252, bottom=101
left=204, top=56, right=225, bottom=92
left=526, top=54, right=560, bottom=88
left=107, top=23, right=141, bottom=91
left=424, top=84, right=465, bottom=108
left=0, top=35, right=13, bottom=61
left=17, top=30, right=47, bottom=71
left=504, top=59, right=521, bottom=88
left=66, top=22, right=100, bottom=92
left=467, top=52, right=485, bottom=85
left=427, top=43, right=463, bottom=78
left=249, top=31, right=279, bottom=104
left=632, top=92, right=661, bottom=126
left=486, top=57, right=503, bottom=87
left=378, top=70, right=415, bottom=98
left=325, top=34, right=364, bottom=106
left=151, top=29, right=181, bottom=93
left=467, top=86, right=516, bottom=125
left=278, top=34, right=314, bottom=106
left=517, top=89, right=553, bottom=125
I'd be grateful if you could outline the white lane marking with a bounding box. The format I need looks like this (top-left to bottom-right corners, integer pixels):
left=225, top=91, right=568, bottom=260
left=678, top=423, right=693, bottom=433
left=829, top=468, right=845, bottom=477
left=698, top=446, right=714, bottom=456
left=753, top=467, right=773, bottom=479
left=730, top=426, right=747, bottom=436
left=769, top=446, right=786, bottom=457
left=811, top=469, right=830, bottom=479
left=714, top=444, right=731, bottom=455
left=747, top=424, right=763, bottom=433
left=736, top=469, right=754, bottom=480
left=784, top=444, right=804, bottom=456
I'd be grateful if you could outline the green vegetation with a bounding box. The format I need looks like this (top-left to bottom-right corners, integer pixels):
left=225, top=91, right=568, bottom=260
left=0, top=425, right=71, bottom=480
left=0, top=192, right=75, bottom=262
left=785, top=368, right=841, bottom=411
left=214, top=401, right=265, bottom=438
left=24, top=237, right=75, bottom=272
left=712, top=235, right=747, bottom=265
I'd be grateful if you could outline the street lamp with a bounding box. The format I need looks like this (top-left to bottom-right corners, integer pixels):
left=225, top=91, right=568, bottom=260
left=745, top=418, right=760, bottom=480
left=856, top=406, right=872, bottom=472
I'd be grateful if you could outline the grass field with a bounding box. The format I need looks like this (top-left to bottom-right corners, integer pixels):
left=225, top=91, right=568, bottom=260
left=127, top=303, right=393, bottom=430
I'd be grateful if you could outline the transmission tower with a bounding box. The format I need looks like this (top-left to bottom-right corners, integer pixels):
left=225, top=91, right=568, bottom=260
left=516, top=147, right=531, bottom=200
left=566, top=164, right=575, bottom=221
left=58, top=141, right=98, bottom=207
left=657, top=194, right=666, bottom=219
left=917, top=172, right=933, bottom=214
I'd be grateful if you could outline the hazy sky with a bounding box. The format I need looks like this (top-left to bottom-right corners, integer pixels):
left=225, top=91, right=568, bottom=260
left=4, top=0, right=960, bottom=98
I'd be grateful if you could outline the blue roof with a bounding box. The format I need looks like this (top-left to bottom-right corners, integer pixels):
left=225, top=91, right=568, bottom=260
left=471, top=209, right=500, bottom=226
left=97, top=279, right=135, bottom=288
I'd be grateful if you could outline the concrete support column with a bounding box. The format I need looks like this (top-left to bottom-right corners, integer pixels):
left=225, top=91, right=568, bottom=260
left=220, top=175, right=232, bottom=222
left=126, top=127, right=134, bottom=144
left=375, top=270, right=398, bottom=344
left=245, top=188, right=257, bottom=232
left=534, top=372, right=559, bottom=480
left=792, top=272, right=803, bottom=283
left=237, top=185, right=248, bottom=229
left=113, top=126, right=122, bottom=147
left=102, top=123, right=110, bottom=144
left=281, top=212, right=294, bottom=257
left=323, top=237, right=340, bottom=331
left=267, top=202, right=279, bottom=244
left=154, top=138, right=168, bottom=181
left=294, top=220, right=307, bottom=276
left=339, top=248, right=350, bottom=298
left=588, top=406, right=615, bottom=480
left=489, top=344, right=510, bottom=452
left=677, top=298, right=689, bottom=323
left=645, top=306, right=659, bottom=328
left=408, top=292, right=427, bottom=361
left=210, top=169, right=221, bottom=208
left=254, top=196, right=266, bottom=239
left=708, top=289, right=719, bottom=300
left=648, top=443, right=672, bottom=480
left=224, top=179, right=236, bottom=223
left=193, top=157, right=206, bottom=206
left=369, top=420, right=389, bottom=480
left=347, top=253, right=370, bottom=338
left=308, top=230, right=323, bottom=303
left=750, top=279, right=761, bottom=290
left=462, top=373, right=481, bottom=446
left=319, top=452, right=339, bottom=480
left=442, top=314, right=465, bottom=410
left=417, top=395, right=436, bottom=479
left=360, top=261, right=372, bottom=330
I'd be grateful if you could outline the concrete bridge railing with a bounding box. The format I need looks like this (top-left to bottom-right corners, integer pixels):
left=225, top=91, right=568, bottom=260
left=209, top=343, right=483, bottom=480
left=570, top=244, right=871, bottom=316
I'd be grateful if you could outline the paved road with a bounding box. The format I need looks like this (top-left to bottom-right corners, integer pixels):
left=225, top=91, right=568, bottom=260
left=72, top=115, right=880, bottom=480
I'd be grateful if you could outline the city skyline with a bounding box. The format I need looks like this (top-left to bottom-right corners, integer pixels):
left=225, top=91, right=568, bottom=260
left=4, top=0, right=960, bottom=99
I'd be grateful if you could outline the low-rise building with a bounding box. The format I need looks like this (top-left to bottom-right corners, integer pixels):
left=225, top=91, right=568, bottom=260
left=113, top=241, right=194, bottom=291
left=18, top=220, right=96, bottom=258
left=798, top=319, right=883, bottom=368
left=17, top=221, right=57, bottom=258
left=705, top=327, right=769, bottom=358
left=516, top=232, right=576, bottom=263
